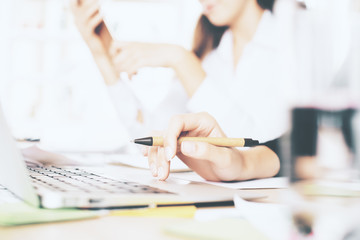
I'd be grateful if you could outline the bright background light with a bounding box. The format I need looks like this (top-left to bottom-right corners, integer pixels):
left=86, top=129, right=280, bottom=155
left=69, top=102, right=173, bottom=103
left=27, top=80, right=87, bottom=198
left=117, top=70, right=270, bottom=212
left=0, top=0, right=202, bottom=145
left=0, top=0, right=358, bottom=151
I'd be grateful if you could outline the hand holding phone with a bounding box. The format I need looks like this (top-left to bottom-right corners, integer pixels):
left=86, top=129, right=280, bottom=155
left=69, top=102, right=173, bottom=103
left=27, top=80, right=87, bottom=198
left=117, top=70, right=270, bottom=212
left=94, top=20, right=113, bottom=51
left=77, top=0, right=113, bottom=51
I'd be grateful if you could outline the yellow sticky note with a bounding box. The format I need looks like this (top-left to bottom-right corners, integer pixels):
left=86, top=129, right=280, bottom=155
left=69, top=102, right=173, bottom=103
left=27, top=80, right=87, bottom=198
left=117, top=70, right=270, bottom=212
left=110, top=206, right=196, bottom=218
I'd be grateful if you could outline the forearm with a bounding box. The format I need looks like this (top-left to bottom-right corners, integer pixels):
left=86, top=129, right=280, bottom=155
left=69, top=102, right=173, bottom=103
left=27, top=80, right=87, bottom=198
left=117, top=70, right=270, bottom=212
left=238, top=146, right=280, bottom=180
left=171, top=47, right=206, bottom=97
left=186, top=145, right=280, bottom=182
left=92, top=53, right=118, bottom=85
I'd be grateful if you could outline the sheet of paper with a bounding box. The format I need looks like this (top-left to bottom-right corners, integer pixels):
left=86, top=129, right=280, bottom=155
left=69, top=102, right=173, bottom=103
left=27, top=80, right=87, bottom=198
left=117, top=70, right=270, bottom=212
left=171, top=171, right=289, bottom=189
left=19, top=144, right=190, bottom=171
left=59, top=152, right=189, bottom=171
left=0, top=202, right=105, bottom=226
left=107, top=154, right=190, bottom=172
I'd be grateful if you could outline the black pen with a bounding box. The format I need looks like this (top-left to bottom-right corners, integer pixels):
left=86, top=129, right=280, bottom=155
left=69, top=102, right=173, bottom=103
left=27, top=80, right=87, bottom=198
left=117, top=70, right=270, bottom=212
left=132, top=136, right=260, bottom=147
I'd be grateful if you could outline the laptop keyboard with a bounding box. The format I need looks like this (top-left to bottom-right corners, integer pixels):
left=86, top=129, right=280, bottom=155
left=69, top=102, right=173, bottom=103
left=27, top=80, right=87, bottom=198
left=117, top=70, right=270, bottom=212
left=26, top=163, right=171, bottom=195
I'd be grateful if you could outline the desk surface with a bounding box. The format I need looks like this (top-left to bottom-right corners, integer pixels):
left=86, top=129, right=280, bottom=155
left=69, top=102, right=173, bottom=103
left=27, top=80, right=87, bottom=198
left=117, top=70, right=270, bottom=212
left=0, top=188, right=286, bottom=240
left=0, top=216, right=184, bottom=240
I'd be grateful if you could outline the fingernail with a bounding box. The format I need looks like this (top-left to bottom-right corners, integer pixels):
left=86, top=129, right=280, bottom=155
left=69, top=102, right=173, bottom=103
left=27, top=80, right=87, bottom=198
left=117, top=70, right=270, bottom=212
left=165, top=147, right=173, bottom=162
left=157, top=167, right=165, bottom=180
left=182, top=141, right=196, bottom=155
left=150, top=163, right=157, bottom=176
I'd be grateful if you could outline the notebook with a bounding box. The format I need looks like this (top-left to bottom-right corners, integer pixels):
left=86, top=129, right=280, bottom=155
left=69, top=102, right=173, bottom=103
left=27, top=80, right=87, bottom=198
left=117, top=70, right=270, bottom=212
left=0, top=104, right=264, bottom=209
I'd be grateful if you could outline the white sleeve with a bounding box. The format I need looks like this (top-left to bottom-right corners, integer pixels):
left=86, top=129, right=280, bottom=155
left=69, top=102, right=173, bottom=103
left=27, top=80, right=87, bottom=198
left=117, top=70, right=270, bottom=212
left=187, top=76, right=289, bottom=142
left=187, top=78, right=255, bottom=138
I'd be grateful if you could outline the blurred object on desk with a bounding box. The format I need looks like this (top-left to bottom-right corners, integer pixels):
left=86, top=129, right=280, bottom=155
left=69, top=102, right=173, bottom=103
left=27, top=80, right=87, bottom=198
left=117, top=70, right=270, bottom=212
left=280, top=1, right=360, bottom=239
left=284, top=0, right=360, bottom=184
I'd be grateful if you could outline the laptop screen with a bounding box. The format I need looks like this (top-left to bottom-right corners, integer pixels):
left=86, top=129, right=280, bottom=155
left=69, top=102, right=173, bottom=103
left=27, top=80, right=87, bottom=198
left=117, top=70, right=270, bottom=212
left=0, top=104, right=40, bottom=207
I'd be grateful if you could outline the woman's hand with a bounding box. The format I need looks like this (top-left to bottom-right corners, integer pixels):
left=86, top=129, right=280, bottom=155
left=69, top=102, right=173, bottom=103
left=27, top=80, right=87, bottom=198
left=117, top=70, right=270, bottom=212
left=70, top=0, right=106, bottom=57
left=142, top=112, right=280, bottom=182
left=70, top=0, right=118, bottom=85
left=109, top=42, right=182, bottom=78
left=143, top=112, right=244, bottom=181
left=110, top=42, right=206, bottom=96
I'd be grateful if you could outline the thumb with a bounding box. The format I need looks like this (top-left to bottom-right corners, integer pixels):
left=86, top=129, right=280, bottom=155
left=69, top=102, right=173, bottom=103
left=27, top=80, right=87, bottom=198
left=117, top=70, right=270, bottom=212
left=180, top=141, right=230, bottom=164
left=109, top=41, right=128, bottom=57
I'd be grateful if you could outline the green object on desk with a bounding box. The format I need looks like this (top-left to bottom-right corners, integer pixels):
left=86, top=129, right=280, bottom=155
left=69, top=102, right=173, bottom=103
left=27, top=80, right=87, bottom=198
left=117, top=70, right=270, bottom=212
left=0, top=203, right=102, bottom=226
left=164, top=218, right=269, bottom=240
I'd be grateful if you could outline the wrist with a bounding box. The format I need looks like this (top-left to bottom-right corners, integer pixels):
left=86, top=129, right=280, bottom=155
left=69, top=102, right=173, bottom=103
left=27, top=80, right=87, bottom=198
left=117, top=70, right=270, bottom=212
left=168, top=45, right=188, bottom=70
left=85, top=38, right=108, bottom=57
left=90, top=46, right=108, bottom=59
left=93, top=54, right=119, bottom=85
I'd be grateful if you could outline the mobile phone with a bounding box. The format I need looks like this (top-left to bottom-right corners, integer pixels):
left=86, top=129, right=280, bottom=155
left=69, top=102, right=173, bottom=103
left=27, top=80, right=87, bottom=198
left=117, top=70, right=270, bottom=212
left=94, top=20, right=113, bottom=51
left=77, top=0, right=113, bottom=51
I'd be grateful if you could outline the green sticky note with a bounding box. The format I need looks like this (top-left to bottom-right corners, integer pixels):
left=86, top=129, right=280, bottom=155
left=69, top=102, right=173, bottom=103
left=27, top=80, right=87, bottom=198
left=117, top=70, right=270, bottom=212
left=164, top=218, right=269, bottom=240
left=0, top=203, right=103, bottom=226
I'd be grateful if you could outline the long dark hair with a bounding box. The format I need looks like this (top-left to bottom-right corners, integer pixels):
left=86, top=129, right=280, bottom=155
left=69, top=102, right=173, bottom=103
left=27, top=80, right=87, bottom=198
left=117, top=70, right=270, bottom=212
left=193, top=0, right=275, bottom=59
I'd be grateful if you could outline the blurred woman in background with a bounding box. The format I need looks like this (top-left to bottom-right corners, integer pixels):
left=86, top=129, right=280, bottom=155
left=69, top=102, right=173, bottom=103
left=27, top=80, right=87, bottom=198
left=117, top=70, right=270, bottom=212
left=71, top=0, right=293, bottom=180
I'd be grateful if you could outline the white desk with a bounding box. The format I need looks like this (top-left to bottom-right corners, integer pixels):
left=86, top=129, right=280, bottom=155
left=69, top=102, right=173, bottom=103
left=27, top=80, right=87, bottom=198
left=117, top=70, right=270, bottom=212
left=0, top=188, right=286, bottom=240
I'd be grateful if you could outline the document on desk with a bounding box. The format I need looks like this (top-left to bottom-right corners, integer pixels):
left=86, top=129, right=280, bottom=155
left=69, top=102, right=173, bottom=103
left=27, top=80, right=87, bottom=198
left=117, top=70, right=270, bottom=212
left=171, top=171, right=289, bottom=189
left=107, top=154, right=190, bottom=172
left=20, top=144, right=190, bottom=171
left=59, top=151, right=190, bottom=172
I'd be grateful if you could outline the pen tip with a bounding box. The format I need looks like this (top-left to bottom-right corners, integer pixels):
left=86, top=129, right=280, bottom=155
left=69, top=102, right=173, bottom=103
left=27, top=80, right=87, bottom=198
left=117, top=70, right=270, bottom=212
left=129, top=139, right=134, bottom=143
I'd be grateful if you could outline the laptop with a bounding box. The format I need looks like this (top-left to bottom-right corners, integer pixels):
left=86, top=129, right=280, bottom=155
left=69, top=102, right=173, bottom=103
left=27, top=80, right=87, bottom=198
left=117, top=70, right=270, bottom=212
left=0, top=105, right=263, bottom=209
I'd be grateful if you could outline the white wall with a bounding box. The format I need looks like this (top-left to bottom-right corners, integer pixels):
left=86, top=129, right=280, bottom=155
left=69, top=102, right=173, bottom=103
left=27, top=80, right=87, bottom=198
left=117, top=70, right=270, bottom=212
left=0, top=0, right=201, bottom=144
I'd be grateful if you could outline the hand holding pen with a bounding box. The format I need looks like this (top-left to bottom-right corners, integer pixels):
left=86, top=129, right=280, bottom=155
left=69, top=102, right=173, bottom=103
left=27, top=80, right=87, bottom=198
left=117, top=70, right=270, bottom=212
left=137, top=112, right=280, bottom=182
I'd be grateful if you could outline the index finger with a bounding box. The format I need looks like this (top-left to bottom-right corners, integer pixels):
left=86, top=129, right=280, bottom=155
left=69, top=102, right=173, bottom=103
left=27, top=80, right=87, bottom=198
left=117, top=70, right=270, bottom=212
left=163, top=112, right=216, bottom=161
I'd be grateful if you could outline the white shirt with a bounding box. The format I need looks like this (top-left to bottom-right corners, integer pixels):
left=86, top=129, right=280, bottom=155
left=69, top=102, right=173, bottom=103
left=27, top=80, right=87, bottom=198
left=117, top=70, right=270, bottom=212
left=188, top=10, right=292, bottom=142
left=108, top=10, right=293, bottom=143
